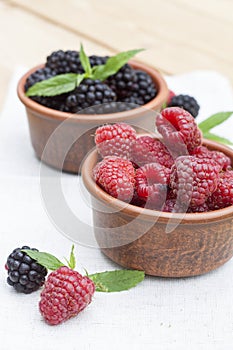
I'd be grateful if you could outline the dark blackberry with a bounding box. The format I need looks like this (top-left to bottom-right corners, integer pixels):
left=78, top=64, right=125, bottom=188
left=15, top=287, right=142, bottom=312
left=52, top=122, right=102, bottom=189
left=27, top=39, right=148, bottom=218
left=168, top=94, right=200, bottom=118
left=6, top=246, right=47, bottom=294
left=45, top=50, right=83, bottom=74
left=122, top=70, right=157, bottom=106
left=89, top=55, right=108, bottom=67
left=106, top=64, right=137, bottom=98
left=24, top=66, right=68, bottom=111
left=31, top=93, right=70, bottom=112
left=65, top=79, right=116, bottom=114
left=24, top=67, right=56, bottom=91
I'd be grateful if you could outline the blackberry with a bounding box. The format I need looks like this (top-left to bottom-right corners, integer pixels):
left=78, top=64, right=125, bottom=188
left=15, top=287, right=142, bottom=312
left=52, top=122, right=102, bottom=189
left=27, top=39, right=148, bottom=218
left=6, top=246, right=47, bottom=294
left=107, top=64, right=137, bottom=98
left=121, top=70, right=157, bottom=106
left=65, top=79, right=116, bottom=114
left=24, top=67, right=56, bottom=91
left=31, top=94, right=70, bottom=112
left=24, top=66, right=68, bottom=111
left=168, top=94, right=200, bottom=118
left=89, top=55, right=108, bottom=67
left=45, top=50, right=83, bottom=74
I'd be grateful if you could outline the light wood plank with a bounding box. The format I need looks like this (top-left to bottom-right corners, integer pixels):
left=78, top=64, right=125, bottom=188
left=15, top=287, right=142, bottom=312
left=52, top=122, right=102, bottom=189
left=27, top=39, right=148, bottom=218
left=0, top=1, right=115, bottom=110
left=9, top=0, right=233, bottom=83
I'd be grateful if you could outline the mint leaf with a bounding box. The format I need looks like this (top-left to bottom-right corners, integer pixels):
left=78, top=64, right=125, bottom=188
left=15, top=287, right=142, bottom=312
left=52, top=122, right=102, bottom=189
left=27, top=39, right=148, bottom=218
left=198, top=111, right=233, bottom=133
left=68, top=245, right=76, bottom=270
left=26, top=73, right=78, bottom=97
left=22, top=250, right=64, bottom=270
left=80, top=44, right=92, bottom=76
left=76, top=73, right=85, bottom=86
left=203, top=132, right=233, bottom=146
left=88, top=270, right=145, bottom=292
left=92, top=48, right=144, bottom=81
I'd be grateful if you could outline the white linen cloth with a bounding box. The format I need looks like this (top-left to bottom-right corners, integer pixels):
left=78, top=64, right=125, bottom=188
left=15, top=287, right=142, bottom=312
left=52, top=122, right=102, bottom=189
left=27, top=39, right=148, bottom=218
left=0, top=68, right=233, bottom=350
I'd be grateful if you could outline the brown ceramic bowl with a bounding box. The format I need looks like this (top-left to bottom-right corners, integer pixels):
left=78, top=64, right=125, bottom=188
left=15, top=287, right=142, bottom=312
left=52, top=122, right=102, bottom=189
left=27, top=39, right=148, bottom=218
left=82, top=139, right=233, bottom=277
left=17, top=61, right=168, bottom=174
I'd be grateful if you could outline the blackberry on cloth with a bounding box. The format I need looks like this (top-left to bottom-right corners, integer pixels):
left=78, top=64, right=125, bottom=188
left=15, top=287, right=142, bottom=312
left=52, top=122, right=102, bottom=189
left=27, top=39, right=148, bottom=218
left=6, top=246, right=47, bottom=294
left=168, top=94, right=200, bottom=118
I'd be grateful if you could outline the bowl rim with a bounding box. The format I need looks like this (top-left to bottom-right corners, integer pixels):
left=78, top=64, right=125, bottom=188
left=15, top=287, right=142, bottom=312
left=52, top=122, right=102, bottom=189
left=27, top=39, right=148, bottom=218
left=81, top=138, right=233, bottom=224
left=17, top=60, right=169, bottom=123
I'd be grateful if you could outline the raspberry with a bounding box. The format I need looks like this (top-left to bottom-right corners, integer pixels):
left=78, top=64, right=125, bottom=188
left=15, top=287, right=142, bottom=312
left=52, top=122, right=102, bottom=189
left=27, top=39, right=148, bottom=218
left=170, top=156, right=220, bottom=208
left=65, top=79, right=116, bottom=114
left=168, top=94, right=200, bottom=118
left=188, top=202, right=210, bottom=213
left=191, top=146, right=231, bottom=171
left=39, top=266, right=95, bottom=325
left=166, top=90, right=176, bottom=105
left=162, top=199, right=176, bottom=212
left=208, top=170, right=233, bottom=210
left=93, top=156, right=135, bottom=202
left=95, top=123, right=137, bottom=159
left=130, top=191, right=146, bottom=208
left=156, top=107, right=202, bottom=154
left=135, top=163, right=171, bottom=209
left=6, top=246, right=47, bottom=294
left=130, top=136, right=174, bottom=168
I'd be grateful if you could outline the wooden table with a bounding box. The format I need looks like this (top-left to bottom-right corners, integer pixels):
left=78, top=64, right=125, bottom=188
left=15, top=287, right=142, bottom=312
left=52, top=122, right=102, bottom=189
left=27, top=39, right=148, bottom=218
left=1, top=0, right=232, bottom=110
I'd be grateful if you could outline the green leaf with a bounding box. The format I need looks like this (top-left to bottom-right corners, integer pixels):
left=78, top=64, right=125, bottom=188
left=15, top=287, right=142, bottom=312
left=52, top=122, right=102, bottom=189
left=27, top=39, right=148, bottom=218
left=203, top=132, right=233, bottom=146
left=198, top=111, right=233, bottom=133
left=22, top=250, right=64, bottom=270
left=80, top=43, right=92, bottom=76
left=88, top=270, right=145, bottom=292
left=92, top=48, right=144, bottom=81
left=68, top=245, right=76, bottom=270
left=76, top=73, right=85, bottom=86
left=26, top=73, right=78, bottom=97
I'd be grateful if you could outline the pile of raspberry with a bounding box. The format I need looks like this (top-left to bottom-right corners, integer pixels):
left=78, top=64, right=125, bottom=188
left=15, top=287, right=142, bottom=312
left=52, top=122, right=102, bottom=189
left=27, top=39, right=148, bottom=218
left=93, top=107, right=233, bottom=213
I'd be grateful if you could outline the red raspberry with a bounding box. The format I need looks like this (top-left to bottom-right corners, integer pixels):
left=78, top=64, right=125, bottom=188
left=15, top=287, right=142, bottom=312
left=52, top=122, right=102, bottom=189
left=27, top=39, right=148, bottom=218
left=130, top=191, right=145, bottom=208
left=208, top=170, right=233, bottom=210
left=156, top=107, right=202, bottom=154
left=167, top=90, right=176, bottom=105
left=39, top=266, right=95, bottom=325
left=93, top=156, right=135, bottom=202
left=162, top=199, right=176, bottom=212
left=95, top=123, right=137, bottom=159
left=131, top=136, right=174, bottom=168
left=135, top=163, right=171, bottom=209
left=191, top=146, right=231, bottom=171
left=187, top=202, right=210, bottom=213
left=170, top=156, right=220, bottom=207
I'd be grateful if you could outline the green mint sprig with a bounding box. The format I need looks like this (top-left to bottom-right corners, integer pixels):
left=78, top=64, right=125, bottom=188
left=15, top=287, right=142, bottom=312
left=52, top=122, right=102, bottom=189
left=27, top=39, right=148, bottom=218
left=26, top=45, right=144, bottom=97
left=22, top=249, right=65, bottom=270
left=22, top=246, right=145, bottom=293
left=88, top=270, right=145, bottom=292
left=198, top=111, right=233, bottom=145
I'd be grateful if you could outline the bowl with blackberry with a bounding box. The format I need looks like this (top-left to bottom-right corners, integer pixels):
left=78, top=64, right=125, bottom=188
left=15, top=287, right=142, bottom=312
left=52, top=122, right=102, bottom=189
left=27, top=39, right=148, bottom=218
left=82, top=107, right=233, bottom=277
left=17, top=45, right=168, bottom=174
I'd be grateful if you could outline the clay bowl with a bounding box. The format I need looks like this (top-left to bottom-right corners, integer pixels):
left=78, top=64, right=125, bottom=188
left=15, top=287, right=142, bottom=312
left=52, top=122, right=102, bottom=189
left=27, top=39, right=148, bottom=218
left=17, top=61, right=168, bottom=174
left=82, top=139, right=233, bottom=277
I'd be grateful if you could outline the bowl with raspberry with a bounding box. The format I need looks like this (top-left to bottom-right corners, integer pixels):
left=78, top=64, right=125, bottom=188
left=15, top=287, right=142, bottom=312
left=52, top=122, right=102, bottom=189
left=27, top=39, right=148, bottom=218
left=82, top=108, right=233, bottom=277
left=17, top=48, right=168, bottom=174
